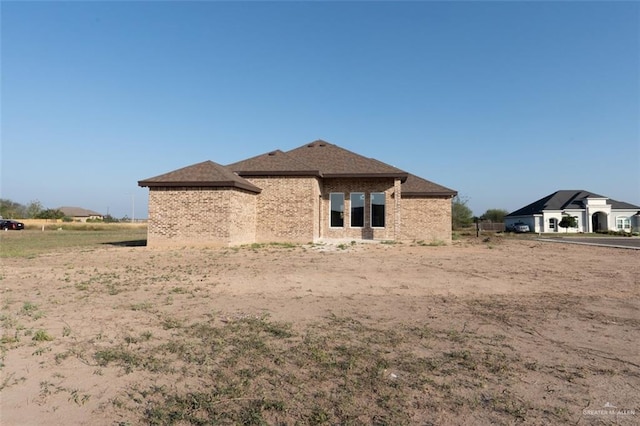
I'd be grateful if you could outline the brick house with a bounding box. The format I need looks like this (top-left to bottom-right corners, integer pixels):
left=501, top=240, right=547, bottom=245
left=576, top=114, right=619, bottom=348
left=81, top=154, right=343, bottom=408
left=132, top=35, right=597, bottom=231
left=138, top=140, right=457, bottom=247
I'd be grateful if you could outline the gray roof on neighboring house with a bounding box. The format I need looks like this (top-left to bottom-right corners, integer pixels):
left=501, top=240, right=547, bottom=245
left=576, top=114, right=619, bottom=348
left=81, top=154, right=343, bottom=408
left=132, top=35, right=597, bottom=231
left=506, top=190, right=640, bottom=217
left=58, top=207, right=103, bottom=217
left=139, top=140, right=455, bottom=197
left=138, top=160, right=262, bottom=193
left=401, top=174, right=457, bottom=197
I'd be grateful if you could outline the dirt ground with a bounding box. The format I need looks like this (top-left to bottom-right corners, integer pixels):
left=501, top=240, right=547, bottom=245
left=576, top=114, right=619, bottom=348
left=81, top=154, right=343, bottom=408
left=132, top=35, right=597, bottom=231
left=1, top=236, right=638, bottom=425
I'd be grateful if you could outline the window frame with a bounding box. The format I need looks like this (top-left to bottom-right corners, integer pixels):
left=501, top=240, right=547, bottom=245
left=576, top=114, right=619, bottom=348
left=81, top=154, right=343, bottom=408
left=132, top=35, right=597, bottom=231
left=350, top=192, right=365, bottom=228
left=370, top=192, right=386, bottom=228
left=329, top=192, right=345, bottom=228
left=616, top=216, right=630, bottom=231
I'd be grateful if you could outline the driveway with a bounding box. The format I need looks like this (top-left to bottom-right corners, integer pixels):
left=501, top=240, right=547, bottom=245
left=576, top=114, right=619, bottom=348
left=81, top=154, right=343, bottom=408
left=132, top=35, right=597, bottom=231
left=537, top=236, right=640, bottom=249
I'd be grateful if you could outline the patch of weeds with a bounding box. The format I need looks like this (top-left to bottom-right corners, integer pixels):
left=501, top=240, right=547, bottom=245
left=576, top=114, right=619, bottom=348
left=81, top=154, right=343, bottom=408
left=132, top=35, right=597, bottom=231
left=445, top=329, right=467, bottom=343
left=416, top=239, right=445, bottom=246
left=445, top=350, right=477, bottom=370
left=161, top=317, right=183, bottom=330
left=75, top=281, right=90, bottom=291
left=32, top=329, right=54, bottom=342
left=130, top=302, right=153, bottom=311
left=109, top=314, right=528, bottom=425
left=307, top=407, right=330, bottom=425
left=32, top=346, right=52, bottom=356
left=55, top=351, right=71, bottom=364
left=21, top=301, right=38, bottom=314
left=124, top=331, right=153, bottom=345
left=69, top=388, right=91, bottom=405
left=20, top=301, right=44, bottom=319
left=76, top=272, right=125, bottom=295
left=1, top=334, right=20, bottom=345
left=94, top=346, right=166, bottom=374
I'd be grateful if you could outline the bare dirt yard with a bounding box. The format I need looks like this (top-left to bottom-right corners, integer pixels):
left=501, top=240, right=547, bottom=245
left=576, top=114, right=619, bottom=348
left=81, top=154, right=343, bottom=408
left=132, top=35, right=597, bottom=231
left=1, top=232, right=638, bottom=425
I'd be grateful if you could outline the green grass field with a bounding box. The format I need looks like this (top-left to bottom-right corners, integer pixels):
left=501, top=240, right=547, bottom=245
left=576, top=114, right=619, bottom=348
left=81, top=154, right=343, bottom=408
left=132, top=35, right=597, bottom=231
left=0, top=224, right=147, bottom=258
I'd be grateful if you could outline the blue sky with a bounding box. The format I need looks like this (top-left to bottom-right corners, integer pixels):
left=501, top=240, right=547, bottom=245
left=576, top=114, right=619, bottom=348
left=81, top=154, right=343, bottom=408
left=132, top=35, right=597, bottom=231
left=2, top=1, right=639, bottom=219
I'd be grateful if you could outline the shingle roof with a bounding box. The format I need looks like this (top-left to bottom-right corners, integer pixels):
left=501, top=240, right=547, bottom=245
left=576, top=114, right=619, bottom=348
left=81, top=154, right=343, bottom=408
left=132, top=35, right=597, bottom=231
left=401, top=174, right=457, bottom=197
left=138, top=160, right=262, bottom=193
left=139, top=140, right=456, bottom=197
left=507, top=190, right=640, bottom=217
left=285, top=140, right=408, bottom=180
left=227, top=150, right=321, bottom=177
left=58, top=207, right=103, bottom=217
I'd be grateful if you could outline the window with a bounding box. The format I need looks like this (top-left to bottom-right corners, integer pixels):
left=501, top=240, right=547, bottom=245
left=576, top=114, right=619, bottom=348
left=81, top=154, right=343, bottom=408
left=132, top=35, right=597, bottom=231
left=371, top=192, right=385, bottom=228
left=549, top=218, right=556, bottom=229
left=330, top=193, right=344, bottom=227
left=617, top=217, right=630, bottom=231
left=350, top=193, right=365, bottom=227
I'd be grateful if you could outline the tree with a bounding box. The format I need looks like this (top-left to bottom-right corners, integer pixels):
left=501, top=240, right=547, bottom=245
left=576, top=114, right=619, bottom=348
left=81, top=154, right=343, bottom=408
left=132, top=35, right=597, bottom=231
left=558, top=215, right=578, bottom=233
left=35, top=209, right=65, bottom=220
left=0, top=199, right=26, bottom=218
left=481, top=208, right=509, bottom=223
left=25, top=200, right=44, bottom=218
left=452, top=195, right=473, bottom=229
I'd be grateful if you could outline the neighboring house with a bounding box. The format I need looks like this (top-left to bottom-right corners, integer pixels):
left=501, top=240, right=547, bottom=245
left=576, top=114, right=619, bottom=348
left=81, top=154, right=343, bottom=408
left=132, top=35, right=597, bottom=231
left=138, top=140, right=457, bottom=247
left=58, top=207, right=104, bottom=222
left=505, top=190, right=640, bottom=233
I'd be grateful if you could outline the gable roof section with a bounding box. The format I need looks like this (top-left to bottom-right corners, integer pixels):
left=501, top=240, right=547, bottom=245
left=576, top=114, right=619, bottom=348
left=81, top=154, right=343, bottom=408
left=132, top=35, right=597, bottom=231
left=227, top=150, right=321, bottom=177
left=138, top=160, right=262, bottom=193
left=401, top=174, right=457, bottom=197
left=286, top=140, right=408, bottom=181
left=58, top=206, right=102, bottom=217
left=507, top=190, right=640, bottom=217
left=139, top=140, right=457, bottom=195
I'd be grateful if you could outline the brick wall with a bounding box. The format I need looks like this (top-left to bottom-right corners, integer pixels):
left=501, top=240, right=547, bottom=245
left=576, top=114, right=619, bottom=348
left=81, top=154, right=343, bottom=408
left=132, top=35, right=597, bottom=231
left=320, top=178, right=397, bottom=240
left=245, top=177, right=319, bottom=243
left=147, top=187, right=256, bottom=247
left=144, top=179, right=453, bottom=247
left=399, top=196, right=452, bottom=243
left=227, top=189, right=257, bottom=245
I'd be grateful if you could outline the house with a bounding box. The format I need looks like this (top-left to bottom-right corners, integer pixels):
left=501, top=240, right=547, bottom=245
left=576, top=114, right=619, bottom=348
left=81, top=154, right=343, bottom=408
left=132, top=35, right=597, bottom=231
left=504, top=190, right=640, bottom=233
left=58, top=206, right=104, bottom=222
left=138, top=140, right=457, bottom=247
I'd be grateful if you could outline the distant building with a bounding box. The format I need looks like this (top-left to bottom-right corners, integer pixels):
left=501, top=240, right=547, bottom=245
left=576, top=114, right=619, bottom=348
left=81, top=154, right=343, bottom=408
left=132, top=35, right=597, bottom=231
left=58, top=206, right=103, bottom=222
left=505, top=190, right=640, bottom=233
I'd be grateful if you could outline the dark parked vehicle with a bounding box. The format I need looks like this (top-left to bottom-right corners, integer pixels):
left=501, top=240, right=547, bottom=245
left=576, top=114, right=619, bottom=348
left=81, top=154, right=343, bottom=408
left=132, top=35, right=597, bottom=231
left=0, top=220, right=25, bottom=230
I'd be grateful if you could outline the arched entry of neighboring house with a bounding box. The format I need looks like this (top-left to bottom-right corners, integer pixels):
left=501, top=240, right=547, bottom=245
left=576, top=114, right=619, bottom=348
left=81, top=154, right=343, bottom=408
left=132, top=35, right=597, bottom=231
left=591, top=212, right=608, bottom=233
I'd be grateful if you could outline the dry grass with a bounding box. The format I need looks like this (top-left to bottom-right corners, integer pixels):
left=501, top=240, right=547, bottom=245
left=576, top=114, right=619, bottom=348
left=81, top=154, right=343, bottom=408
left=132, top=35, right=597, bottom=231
left=1, top=232, right=638, bottom=425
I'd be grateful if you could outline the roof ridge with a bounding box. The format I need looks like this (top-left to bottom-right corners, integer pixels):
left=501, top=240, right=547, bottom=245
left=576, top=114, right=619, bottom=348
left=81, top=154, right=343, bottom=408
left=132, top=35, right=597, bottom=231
left=138, top=160, right=262, bottom=193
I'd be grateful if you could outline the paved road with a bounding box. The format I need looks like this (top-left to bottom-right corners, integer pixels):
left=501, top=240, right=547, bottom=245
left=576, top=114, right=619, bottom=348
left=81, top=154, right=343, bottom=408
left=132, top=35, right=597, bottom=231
left=538, top=237, right=640, bottom=250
